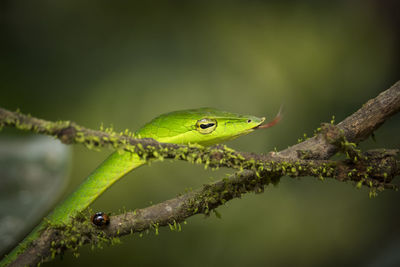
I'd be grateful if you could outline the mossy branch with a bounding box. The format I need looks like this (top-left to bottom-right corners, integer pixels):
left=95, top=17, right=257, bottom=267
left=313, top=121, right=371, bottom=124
left=1, top=80, right=400, bottom=266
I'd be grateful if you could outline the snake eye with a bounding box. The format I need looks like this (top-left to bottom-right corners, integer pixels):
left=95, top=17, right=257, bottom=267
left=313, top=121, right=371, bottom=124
left=200, top=123, right=215, bottom=129
left=91, top=212, right=110, bottom=228
left=247, top=119, right=252, bottom=123
left=196, top=118, right=217, bottom=134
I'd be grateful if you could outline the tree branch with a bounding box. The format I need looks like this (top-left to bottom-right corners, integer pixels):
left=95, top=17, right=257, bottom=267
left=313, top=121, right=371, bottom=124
left=1, top=80, right=399, bottom=266
left=277, top=80, right=400, bottom=159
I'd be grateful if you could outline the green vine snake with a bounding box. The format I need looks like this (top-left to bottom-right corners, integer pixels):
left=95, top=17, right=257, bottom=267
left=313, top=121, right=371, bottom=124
left=1, top=107, right=281, bottom=266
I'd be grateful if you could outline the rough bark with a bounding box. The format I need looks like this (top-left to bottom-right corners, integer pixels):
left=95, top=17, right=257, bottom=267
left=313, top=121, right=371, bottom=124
left=1, top=80, right=399, bottom=267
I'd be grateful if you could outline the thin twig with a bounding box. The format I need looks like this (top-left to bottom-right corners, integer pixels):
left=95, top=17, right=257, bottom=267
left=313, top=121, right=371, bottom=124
left=1, top=80, right=399, bottom=267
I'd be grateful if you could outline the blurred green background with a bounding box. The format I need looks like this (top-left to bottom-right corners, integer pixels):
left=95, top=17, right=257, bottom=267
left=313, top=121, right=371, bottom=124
left=1, top=0, right=400, bottom=266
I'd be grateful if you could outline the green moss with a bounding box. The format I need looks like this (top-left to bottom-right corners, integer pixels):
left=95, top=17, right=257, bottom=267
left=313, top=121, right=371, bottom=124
left=46, top=211, right=121, bottom=262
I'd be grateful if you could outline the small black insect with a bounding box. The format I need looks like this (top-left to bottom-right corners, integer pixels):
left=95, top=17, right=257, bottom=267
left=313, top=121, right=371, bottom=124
left=91, top=212, right=110, bottom=227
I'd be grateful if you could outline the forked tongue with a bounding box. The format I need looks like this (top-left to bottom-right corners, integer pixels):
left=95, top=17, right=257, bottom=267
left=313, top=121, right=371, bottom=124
left=257, top=105, right=283, bottom=129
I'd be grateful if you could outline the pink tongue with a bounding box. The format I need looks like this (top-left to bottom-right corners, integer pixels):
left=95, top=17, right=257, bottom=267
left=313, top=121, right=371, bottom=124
left=257, top=109, right=283, bottom=129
